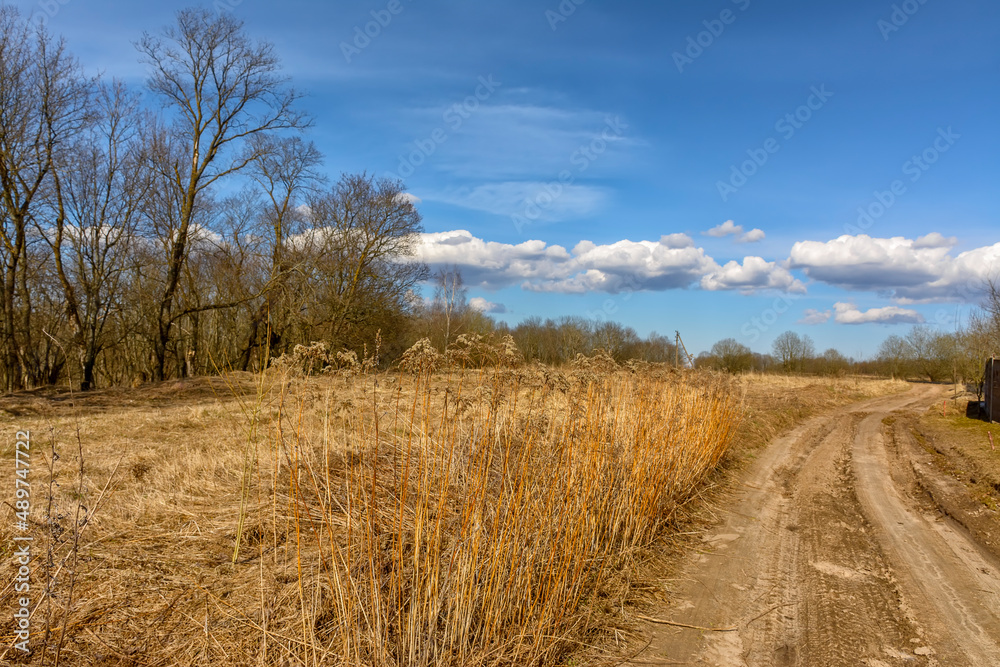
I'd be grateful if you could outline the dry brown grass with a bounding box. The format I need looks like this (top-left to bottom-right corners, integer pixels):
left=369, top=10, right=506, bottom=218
left=732, top=373, right=909, bottom=452
left=915, top=391, right=1000, bottom=510
left=0, top=366, right=906, bottom=666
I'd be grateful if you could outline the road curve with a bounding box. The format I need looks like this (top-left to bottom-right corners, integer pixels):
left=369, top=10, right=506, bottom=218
left=629, top=384, right=1000, bottom=666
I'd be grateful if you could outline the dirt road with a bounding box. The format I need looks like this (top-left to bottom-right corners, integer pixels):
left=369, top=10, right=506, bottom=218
left=632, top=384, right=1000, bottom=666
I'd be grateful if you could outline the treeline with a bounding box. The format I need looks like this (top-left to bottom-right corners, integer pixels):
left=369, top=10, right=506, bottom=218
left=869, top=309, right=999, bottom=395
left=698, top=330, right=856, bottom=376
left=412, top=269, right=680, bottom=366
left=699, top=289, right=1000, bottom=393
left=0, top=7, right=433, bottom=391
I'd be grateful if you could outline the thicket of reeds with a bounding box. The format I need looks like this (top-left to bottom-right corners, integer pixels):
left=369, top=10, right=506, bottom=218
left=251, top=346, right=742, bottom=666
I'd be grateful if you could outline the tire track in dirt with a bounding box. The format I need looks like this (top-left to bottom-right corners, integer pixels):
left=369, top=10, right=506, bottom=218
left=629, top=384, right=1000, bottom=666
left=853, top=405, right=1000, bottom=666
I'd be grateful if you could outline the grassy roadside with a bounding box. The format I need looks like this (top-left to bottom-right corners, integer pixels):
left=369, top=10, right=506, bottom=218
left=913, top=394, right=1000, bottom=512
left=0, top=370, right=908, bottom=666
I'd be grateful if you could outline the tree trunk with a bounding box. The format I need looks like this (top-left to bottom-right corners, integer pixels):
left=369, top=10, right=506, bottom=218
left=153, top=325, right=169, bottom=382
left=2, top=265, right=23, bottom=392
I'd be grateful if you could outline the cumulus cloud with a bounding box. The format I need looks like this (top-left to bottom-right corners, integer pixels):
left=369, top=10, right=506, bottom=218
left=799, top=309, right=832, bottom=325
left=789, top=234, right=1000, bottom=301
left=913, top=232, right=957, bottom=249
left=527, top=238, right=718, bottom=293
left=700, top=256, right=805, bottom=293
left=468, top=297, right=507, bottom=314
left=413, top=230, right=572, bottom=290
left=705, top=220, right=743, bottom=237
left=660, top=233, right=695, bottom=249
left=410, top=230, right=803, bottom=295
left=832, top=302, right=924, bottom=325
left=738, top=228, right=766, bottom=243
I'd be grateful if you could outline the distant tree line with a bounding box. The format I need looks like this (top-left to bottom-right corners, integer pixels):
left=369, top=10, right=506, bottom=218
left=869, top=289, right=1000, bottom=396
left=413, top=268, right=680, bottom=366
left=699, top=281, right=1000, bottom=392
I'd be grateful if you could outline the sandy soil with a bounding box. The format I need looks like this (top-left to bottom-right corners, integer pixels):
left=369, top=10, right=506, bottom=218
left=629, top=384, right=1000, bottom=666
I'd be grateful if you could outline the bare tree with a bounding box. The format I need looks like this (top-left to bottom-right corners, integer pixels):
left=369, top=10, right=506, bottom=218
left=772, top=331, right=795, bottom=372
left=238, top=135, right=323, bottom=369
left=136, top=8, right=307, bottom=380
left=711, top=337, right=753, bottom=374
left=296, top=174, right=428, bottom=349
left=433, top=266, right=467, bottom=350
left=174, top=189, right=265, bottom=376
left=877, top=334, right=910, bottom=379
left=0, top=7, right=90, bottom=389
left=45, top=81, right=148, bottom=390
left=593, top=321, right=641, bottom=361
left=981, top=276, right=1000, bottom=346
left=961, top=311, right=995, bottom=399
left=905, top=325, right=943, bottom=382
left=819, top=348, right=850, bottom=376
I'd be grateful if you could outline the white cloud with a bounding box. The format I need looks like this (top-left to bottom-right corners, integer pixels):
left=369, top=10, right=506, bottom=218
left=527, top=238, right=718, bottom=293
left=700, top=256, right=806, bottom=293
left=789, top=234, right=1000, bottom=302
left=832, top=302, right=924, bottom=325
left=738, top=228, right=766, bottom=243
left=395, top=192, right=422, bottom=206
left=410, top=230, right=805, bottom=295
left=799, top=309, right=832, bottom=325
left=701, top=221, right=764, bottom=243
left=913, top=232, right=957, bottom=249
left=705, top=220, right=743, bottom=237
left=413, top=230, right=572, bottom=290
left=468, top=297, right=507, bottom=314
left=660, top=233, right=695, bottom=249
left=188, top=223, right=224, bottom=253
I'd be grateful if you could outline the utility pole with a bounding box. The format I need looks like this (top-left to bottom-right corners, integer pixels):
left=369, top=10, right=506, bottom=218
left=675, top=331, right=693, bottom=369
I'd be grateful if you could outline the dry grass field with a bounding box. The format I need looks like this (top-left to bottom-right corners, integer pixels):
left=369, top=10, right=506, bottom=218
left=914, top=392, right=1000, bottom=512
left=0, top=357, right=906, bottom=666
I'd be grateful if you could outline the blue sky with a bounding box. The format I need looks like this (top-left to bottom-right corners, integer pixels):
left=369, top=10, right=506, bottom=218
left=19, top=0, right=1000, bottom=357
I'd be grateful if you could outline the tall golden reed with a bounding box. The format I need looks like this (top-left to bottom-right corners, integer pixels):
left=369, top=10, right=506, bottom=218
left=269, top=364, right=741, bottom=666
